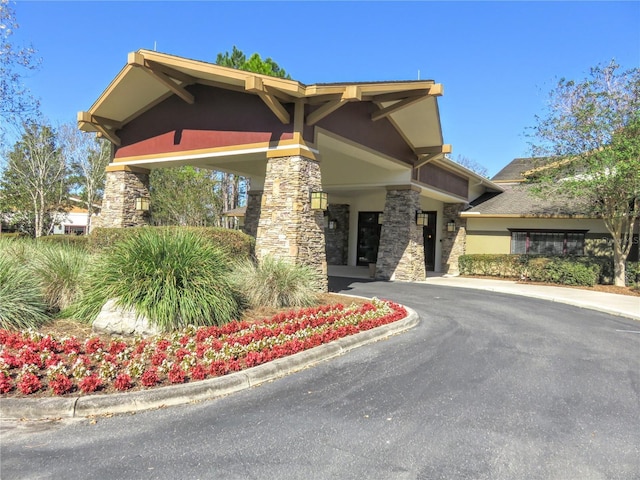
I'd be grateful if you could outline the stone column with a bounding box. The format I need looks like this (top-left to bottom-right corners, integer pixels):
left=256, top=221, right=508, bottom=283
left=255, top=154, right=327, bottom=291
left=242, top=190, right=262, bottom=238
left=96, top=165, right=151, bottom=229
left=376, top=187, right=425, bottom=281
left=325, top=204, right=350, bottom=265
left=442, top=203, right=467, bottom=275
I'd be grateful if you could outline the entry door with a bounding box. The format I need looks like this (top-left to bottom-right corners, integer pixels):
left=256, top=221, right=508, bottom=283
left=357, top=212, right=382, bottom=266
left=422, top=212, right=437, bottom=271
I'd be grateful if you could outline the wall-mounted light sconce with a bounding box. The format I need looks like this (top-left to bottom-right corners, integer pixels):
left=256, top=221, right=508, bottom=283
left=310, top=191, right=328, bottom=211
left=328, top=219, right=337, bottom=230
left=378, top=213, right=384, bottom=225
left=416, top=211, right=429, bottom=226
left=135, top=196, right=150, bottom=212
left=447, top=220, right=456, bottom=232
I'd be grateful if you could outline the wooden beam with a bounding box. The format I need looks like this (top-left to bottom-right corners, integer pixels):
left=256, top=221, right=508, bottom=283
left=306, top=98, right=348, bottom=126
left=91, top=115, right=124, bottom=130
left=367, top=88, right=430, bottom=103
left=414, top=144, right=452, bottom=169
left=415, top=144, right=452, bottom=156
left=371, top=95, right=428, bottom=121
left=138, top=66, right=194, bottom=104
left=129, top=51, right=194, bottom=104
left=145, top=60, right=196, bottom=85
left=414, top=153, right=438, bottom=169
left=245, top=76, right=290, bottom=124
left=77, top=111, right=122, bottom=145
left=93, top=124, right=121, bottom=146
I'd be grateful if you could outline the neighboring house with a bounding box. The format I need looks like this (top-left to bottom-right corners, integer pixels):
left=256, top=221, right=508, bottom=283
left=51, top=196, right=101, bottom=235
left=0, top=197, right=100, bottom=236
left=221, top=206, right=246, bottom=230
left=462, top=158, right=639, bottom=262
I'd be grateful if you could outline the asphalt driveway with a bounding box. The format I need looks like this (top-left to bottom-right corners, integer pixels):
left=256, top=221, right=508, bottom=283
left=2, top=279, right=639, bottom=479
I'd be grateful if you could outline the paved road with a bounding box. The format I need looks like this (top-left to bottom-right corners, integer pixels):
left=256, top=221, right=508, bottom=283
left=2, top=280, right=639, bottom=479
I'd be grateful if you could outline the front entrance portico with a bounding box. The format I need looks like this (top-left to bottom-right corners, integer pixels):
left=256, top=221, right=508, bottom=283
left=80, top=50, right=501, bottom=288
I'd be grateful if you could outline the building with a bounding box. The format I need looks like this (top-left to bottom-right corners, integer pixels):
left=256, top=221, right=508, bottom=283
left=463, top=158, right=639, bottom=262
left=76, top=50, right=532, bottom=288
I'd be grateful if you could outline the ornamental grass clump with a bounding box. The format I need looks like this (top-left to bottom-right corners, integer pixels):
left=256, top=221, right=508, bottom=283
left=30, top=242, right=91, bottom=312
left=64, top=228, right=241, bottom=330
left=229, top=255, right=321, bottom=309
left=0, top=256, right=49, bottom=330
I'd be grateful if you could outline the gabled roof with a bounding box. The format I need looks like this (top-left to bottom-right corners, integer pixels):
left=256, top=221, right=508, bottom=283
left=491, top=158, right=537, bottom=183
left=78, top=50, right=448, bottom=156
left=462, top=183, right=594, bottom=218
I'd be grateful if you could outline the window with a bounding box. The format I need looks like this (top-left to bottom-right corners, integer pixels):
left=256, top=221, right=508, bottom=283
left=510, top=230, right=586, bottom=255
left=64, top=225, right=86, bottom=236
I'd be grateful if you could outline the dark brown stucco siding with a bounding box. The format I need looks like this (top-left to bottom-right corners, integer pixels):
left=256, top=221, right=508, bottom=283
left=115, top=84, right=294, bottom=158
left=313, top=102, right=415, bottom=165
left=415, top=163, right=468, bottom=198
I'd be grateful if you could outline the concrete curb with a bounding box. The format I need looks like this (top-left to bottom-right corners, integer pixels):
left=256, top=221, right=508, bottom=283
left=0, top=307, right=419, bottom=421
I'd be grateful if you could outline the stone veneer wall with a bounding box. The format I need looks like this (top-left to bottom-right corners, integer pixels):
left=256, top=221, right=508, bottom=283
left=441, top=203, right=467, bottom=274
left=255, top=155, right=327, bottom=291
left=96, top=169, right=150, bottom=229
left=242, top=190, right=262, bottom=238
left=376, top=188, right=426, bottom=281
left=325, top=204, right=349, bottom=265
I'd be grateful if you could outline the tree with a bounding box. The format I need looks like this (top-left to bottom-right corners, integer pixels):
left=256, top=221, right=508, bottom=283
left=527, top=62, right=640, bottom=286
left=0, top=123, right=70, bottom=237
left=59, top=123, right=110, bottom=234
left=0, top=0, right=40, bottom=129
left=149, top=166, right=223, bottom=227
left=452, top=154, right=489, bottom=178
left=215, top=45, right=291, bottom=79
left=214, top=46, right=289, bottom=214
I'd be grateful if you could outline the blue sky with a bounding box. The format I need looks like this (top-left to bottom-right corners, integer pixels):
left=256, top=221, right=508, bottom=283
left=10, top=1, right=640, bottom=177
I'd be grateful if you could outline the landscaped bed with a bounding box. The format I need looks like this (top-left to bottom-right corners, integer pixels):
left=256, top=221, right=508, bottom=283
left=0, top=297, right=407, bottom=398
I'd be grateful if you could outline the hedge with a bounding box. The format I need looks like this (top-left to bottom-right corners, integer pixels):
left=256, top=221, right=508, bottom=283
left=89, top=226, right=255, bottom=259
left=37, top=234, right=90, bottom=249
left=459, top=254, right=638, bottom=287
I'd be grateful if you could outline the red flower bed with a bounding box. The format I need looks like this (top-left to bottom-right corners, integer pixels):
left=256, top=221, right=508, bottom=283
left=0, top=299, right=407, bottom=397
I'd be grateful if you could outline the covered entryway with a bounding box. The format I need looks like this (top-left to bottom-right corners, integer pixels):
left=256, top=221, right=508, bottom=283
left=78, top=50, right=500, bottom=285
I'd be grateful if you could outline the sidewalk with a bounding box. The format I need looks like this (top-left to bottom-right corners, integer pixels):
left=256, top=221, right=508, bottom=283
left=424, top=276, right=640, bottom=322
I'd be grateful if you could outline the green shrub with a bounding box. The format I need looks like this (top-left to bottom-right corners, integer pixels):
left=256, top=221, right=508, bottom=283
left=626, top=261, right=640, bottom=287
left=30, top=243, right=91, bottom=312
left=229, top=256, right=321, bottom=309
left=526, top=257, right=599, bottom=286
left=458, top=254, right=527, bottom=278
left=64, top=228, right=240, bottom=330
left=89, top=226, right=254, bottom=258
left=0, top=256, right=49, bottom=330
left=38, top=234, right=90, bottom=249
left=459, top=254, right=600, bottom=286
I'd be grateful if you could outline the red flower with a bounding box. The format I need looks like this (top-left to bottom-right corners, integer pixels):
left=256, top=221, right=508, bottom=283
left=168, top=364, right=186, bottom=384
left=189, top=364, right=207, bottom=381
left=209, top=360, right=228, bottom=377
left=38, top=336, right=62, bottom=353
left=140, top=368, right=159, bottom=387
left=49, top=374, right=73, bottom=395
left=155, top=339, right=171, bottom=351
left=0, top=371, right=13, bottom=394
left=114, top=373, right=132, bottom=391
left=151, top=351, right=167, bottom=366
left=85, top=338, right=104, bottom=354
left=17, top=373, right=41, bottom=395
left=62, top=338, right=82, bottom=354
left=108, top=340, right=127, bottom=355
left=79, top=374, right=102, bottom=393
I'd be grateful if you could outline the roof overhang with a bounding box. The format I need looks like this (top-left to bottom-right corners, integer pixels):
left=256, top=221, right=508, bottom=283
left=79, top=49, right=448, bottom=156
